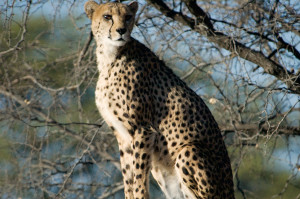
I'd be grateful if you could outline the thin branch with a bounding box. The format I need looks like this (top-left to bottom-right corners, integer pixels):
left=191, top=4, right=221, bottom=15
left=0, top=88, right=121, bottom=170
left=77, top=31, right=94, bottom=67
left=98, top=182, right=124, bottom=199
left=146, top=0, right=300, bottom=94
left=277, top=36, right=300, bottom=60
left=221, top=124, right=300, bottom=136
left=11, top=75, right=80, bottom=92
left=146, top=0, right=194, bottom=28
left=0, top=0, right=31, bottom=57
left=55, top=128, right=99, bottom=198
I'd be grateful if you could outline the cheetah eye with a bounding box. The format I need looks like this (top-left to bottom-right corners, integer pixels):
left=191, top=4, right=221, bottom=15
left=103, top=15, right=112, bottom=20
left=125, top=15, right=132, bottom=21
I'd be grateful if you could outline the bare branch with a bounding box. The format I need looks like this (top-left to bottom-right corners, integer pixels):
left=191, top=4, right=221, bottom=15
left=146, top=0, right=300, bottom=93
left=0, top=0, right=31, bottom=57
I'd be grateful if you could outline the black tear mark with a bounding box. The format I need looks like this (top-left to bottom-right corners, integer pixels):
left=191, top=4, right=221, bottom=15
left=109, top=17, right=114, bottom=39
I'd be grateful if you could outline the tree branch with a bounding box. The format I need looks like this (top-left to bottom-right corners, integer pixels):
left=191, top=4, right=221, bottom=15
left=0, top=88, right=121, bottom=170
left=98, top=182, right=124, bottom=199
left=146, top=0, right=194, bottom=28
left=0, top=0, right=31, bottom=57
left=221, top=124, right=300, bottom=136
left=277, top=35, right=300, bottom=60
left=146, top=0, right=300, bottom=94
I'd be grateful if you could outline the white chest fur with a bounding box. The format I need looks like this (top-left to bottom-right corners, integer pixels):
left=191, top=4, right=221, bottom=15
left=95, top=46, right=132, bottom=144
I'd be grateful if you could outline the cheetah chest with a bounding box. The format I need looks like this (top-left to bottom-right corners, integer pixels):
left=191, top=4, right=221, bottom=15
left=95, top=67, right=132, bottom=143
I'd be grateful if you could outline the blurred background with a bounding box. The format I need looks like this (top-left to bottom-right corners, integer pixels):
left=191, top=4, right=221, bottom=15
left=0, top=0, right=299, bottom=198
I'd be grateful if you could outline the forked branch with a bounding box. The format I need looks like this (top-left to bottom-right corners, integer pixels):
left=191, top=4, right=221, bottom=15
left=146, top=0, right=300, bottom=94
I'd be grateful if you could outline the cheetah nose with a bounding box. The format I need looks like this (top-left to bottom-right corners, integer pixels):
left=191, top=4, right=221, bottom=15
left=116, top=28, right=127, bottom=35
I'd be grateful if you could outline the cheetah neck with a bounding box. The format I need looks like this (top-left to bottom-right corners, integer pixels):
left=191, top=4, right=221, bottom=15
left=96, top=43, right=118, bottom=71
left=95, top=39, right=128, bottom=72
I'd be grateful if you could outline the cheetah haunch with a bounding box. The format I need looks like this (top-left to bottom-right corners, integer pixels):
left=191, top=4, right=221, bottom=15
left=85, top=1, right=235, bottom=198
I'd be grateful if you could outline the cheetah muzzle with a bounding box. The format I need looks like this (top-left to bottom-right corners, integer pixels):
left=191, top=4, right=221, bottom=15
left=85, top=1, right=235, bottom=198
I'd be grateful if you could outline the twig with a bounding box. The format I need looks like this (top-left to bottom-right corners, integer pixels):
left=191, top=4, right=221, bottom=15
left=0, top=0, right=31, bottom=57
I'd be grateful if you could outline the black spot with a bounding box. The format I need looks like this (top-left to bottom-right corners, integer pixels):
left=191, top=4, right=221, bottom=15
left=142, top=153, right=147, bottom=160
left=198, top=163, right=203, bottom=170
left=193, top=155, right=197, bottom=160
left=182, top=167, right=189, bottom=175
left=185, top=151, right=190, bottom=157
left=126, top=147, right=133, bottom=154
left=190, top=167, right=195, bottom=174
left=136, top=174, right=142, bottom=179
left=135, top=152, right=140, bottom=158
left=163, top=149, right=168, bottom=155
left=140, top=142, right=144, bottom=148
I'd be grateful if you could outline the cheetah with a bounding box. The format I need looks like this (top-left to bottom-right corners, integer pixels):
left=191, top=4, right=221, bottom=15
left=85, top=1, right=235, bottom=199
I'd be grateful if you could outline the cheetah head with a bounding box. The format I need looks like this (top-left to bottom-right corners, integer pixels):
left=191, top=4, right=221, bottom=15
left=85, top=1, right=138, bottom=47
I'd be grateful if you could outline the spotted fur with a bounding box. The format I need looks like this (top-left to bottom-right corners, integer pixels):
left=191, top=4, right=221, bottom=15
left=85, top=1, right=235, bottom=198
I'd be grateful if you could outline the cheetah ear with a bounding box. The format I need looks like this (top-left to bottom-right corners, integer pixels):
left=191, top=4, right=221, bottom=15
left=128, top=1, right=138, bottom=14
left=84, top=1, right=99, bottom=19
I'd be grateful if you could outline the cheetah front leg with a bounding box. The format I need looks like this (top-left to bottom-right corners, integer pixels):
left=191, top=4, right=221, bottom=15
left=116, top=127, right=156, bottom=199
left=117, top=138, right=134, bottom=199
left=131, top=127, right=156, bottom=199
